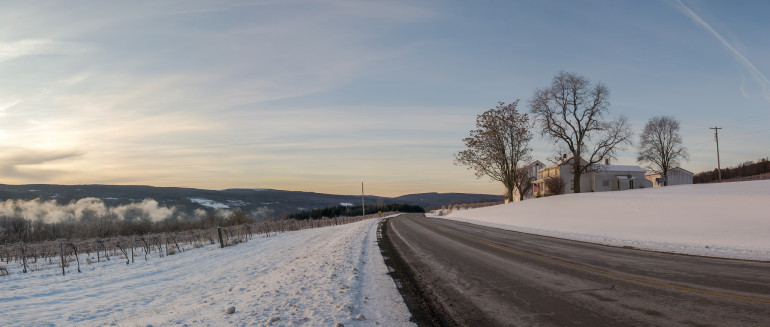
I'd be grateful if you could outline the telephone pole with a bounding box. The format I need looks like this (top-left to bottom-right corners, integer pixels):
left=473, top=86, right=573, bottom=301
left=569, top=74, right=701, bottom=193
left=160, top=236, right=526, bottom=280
left=361, top=182, right=365, bottom=217
left=709, top=127, right=722, bottom=182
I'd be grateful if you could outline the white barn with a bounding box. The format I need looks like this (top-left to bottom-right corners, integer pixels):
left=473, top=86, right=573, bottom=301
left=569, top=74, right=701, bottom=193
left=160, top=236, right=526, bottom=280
left=645, top=167, right=694, bottom=187
left=590, top=165, right=653, bottom=192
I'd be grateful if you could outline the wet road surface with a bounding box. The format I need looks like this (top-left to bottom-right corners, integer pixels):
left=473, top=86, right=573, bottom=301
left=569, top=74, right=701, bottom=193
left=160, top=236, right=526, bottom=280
left=383, top=214, right=770, bottom=326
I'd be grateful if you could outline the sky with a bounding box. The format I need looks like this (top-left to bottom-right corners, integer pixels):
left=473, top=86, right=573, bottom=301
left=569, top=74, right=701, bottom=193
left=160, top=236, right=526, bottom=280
left=1, top=0, right=768, bottom=197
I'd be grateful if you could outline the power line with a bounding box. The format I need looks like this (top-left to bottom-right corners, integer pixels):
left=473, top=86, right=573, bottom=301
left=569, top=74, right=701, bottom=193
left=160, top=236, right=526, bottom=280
left=690, top=137, right=714, bottom=153
left=720, top=126, right=770, bottom=139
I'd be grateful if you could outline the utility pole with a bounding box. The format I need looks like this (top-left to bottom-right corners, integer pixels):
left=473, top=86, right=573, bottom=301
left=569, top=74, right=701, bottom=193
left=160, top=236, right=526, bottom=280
left=361, top=182, right=365, bottom=217
left=709, top=127, right=722, bottom=182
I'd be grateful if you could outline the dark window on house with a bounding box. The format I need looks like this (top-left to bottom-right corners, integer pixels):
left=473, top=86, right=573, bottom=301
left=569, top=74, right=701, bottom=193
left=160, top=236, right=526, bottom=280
left=602, top=179, right=609, bottom=187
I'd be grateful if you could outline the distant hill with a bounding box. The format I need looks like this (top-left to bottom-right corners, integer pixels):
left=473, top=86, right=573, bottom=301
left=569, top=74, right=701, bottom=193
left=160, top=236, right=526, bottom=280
left=0, top=184, right=501, bottom=221
left=393, top=192, right=503, bottom=210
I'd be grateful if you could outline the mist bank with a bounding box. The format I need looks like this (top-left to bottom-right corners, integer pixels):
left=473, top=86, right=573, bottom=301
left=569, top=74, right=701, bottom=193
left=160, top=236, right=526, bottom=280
left=0, top=196, right=274, bottom=224
left=0, top=198, right=180, bottom=223
left=0, top=197, right=274, bottom=243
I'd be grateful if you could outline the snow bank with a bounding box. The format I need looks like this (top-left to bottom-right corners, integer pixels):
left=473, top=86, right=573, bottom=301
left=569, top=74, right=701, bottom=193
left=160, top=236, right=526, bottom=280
left=0, top=217, right=414, bottom=326
left=189, top=197, right=230, bottom=209
left=438, top=180, right=770, bottom=261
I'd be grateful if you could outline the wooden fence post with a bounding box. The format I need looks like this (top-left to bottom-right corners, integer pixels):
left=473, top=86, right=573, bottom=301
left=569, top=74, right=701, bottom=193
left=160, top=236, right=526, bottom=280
left=59, top=241, right=65, bottom=276
left=217, top=227, right=225, bottom=248
left=19, top=242, right=28, bottom=274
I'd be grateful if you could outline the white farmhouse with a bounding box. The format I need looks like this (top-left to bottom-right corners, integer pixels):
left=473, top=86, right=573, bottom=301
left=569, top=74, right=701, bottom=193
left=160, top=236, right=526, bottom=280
left=533, top=156, right=652, bottom=197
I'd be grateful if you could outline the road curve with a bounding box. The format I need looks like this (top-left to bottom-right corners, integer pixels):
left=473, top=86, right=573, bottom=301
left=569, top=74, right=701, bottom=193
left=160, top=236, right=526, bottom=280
left=383, top=214, right=770, bottom=326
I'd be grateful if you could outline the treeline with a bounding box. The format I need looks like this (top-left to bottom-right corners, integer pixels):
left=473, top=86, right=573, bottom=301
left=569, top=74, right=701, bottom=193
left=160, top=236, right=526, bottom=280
left=0, top=210, right=253, bottom=243
left=694, top=157, right=770, bottom=184
left=287, top=203, right=424, bottom=220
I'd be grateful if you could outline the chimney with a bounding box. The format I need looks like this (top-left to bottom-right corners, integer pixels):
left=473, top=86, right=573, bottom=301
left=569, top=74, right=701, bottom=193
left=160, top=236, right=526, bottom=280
left=605, top=158, right=610, bottom=165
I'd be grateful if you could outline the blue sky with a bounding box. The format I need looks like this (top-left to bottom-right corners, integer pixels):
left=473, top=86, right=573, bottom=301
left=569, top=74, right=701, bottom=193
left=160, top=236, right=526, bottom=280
left=1, top=0, right=768, bottom=196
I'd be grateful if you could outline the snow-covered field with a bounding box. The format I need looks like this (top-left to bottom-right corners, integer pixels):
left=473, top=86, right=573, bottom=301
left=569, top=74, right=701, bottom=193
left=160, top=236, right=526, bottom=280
left=0, top=217, right=414, bottom=327
left=436, top=180, right=770, bottom=261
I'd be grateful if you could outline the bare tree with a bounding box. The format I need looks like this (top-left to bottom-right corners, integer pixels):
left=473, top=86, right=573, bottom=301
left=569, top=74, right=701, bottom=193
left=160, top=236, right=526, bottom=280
left=637, top=116, right=689, bottom=186
left=455, top=100, right=532, bottom=202
left=529, top=72, right=633, bottom=193
left=512, top=166, right=536, bottom=201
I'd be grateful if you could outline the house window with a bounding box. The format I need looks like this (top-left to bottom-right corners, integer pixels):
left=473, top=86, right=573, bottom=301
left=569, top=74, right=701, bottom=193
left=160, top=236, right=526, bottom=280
left=602, top=179, right=609, bottom=187
left=570, top=180, right=573, bottom=190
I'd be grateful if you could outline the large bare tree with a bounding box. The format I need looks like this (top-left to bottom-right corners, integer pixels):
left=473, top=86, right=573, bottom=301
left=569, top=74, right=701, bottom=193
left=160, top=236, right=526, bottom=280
left=455, top=101, right=532, bottom=202
left=529, top=72, right=633, bottom=193
left=637, top=116, right=689, bottom=186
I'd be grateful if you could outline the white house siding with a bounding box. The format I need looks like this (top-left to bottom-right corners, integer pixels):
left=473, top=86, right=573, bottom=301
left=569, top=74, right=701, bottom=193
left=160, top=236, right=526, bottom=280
left=591, top=170, right=651, bottom=192
left=561, top=165, right=593, bottom=194
left=667, top=167, right=693, bottom=186
left=592, top=171, right=615, bottom=192
left=634, top=177, right=652, bottom=188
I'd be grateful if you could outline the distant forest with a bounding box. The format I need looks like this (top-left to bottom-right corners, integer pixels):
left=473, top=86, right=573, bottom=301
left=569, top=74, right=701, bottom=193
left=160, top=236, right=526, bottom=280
left=694, top=157, right=770, bottom=183
left=287, top=203, right=425, bottom=220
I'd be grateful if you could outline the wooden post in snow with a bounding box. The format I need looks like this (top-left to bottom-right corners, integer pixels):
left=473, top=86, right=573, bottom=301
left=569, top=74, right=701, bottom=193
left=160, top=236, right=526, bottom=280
left=19, top=242, right=27, bottom=274
left=361, top=182, right=365, bottom=217
left=217, top=227, right=225, bottom=248
left=59, top=241, right=65, bottom=276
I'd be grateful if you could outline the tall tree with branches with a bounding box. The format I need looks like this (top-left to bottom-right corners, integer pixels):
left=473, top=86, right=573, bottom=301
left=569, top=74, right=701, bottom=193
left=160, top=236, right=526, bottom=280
left=529, top=71, right=633, bottom=193
left=455, top=101, right=532, bottom=202
left=637, top=116, right=689, bottom=186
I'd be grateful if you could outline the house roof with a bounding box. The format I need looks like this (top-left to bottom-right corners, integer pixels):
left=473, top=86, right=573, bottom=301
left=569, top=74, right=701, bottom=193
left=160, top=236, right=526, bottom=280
left=672, top=167, right=694, bottom=175
left=528, top=160, right=544, bottom=167
left=520, top=160, right=544, bottom=169
left=593, top=164, right=645, bottom=173
left=644, top=167, right=694, bottom=176
left=543, top=155, right=587, bottom=169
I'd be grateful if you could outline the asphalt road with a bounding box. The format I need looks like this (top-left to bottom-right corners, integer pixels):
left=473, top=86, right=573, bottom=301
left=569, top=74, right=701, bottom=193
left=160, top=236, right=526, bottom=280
left=383, top=214, right=770, bottom=326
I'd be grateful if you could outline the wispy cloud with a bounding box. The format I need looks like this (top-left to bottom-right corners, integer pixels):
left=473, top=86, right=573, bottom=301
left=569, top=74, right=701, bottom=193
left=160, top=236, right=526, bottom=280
left=0, top=39, right=96, bottom=63
left=673, top=0, right=770, bottom=102
left=0, top=148, right=83, bottom=180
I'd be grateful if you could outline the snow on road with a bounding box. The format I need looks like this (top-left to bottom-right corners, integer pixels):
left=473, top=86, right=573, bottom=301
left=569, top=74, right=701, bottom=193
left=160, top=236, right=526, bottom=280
left=0, top=217, right=414, bottom=327
left=437, top=180, right=770, bottom=261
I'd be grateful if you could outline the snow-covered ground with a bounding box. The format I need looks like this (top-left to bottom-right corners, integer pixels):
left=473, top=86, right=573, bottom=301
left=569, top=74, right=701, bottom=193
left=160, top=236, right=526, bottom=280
left=189, top=197, right=230, bottom=209
left=435, top=180, right=770, bottom=261
left=0, top=217, right=414, bottom=327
